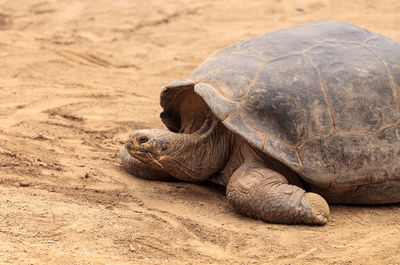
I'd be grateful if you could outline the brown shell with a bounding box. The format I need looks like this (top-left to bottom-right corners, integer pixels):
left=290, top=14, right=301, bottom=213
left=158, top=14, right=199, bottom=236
left=161, top=21, right=400, bottom=188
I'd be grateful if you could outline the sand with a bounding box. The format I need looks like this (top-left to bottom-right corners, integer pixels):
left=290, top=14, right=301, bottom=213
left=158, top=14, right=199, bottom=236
left=0, top=0, right=399, bottom=264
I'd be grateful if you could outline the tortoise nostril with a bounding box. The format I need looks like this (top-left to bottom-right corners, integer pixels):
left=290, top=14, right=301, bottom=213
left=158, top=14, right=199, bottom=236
left=138, top=137, right=148, bottom=144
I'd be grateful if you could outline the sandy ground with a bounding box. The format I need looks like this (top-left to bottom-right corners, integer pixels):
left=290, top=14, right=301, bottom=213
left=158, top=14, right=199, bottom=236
left=0, top=0, right=400, bottom=264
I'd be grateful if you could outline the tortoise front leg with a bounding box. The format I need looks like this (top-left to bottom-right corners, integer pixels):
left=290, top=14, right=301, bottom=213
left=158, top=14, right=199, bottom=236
left=119, top=146, right=177, bottom=181
left=226, top=161, right=329, bottom=225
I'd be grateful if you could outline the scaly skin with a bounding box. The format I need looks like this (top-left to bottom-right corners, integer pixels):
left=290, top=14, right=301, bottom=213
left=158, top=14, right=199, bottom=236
left=227, top=161, right=329, bottom=225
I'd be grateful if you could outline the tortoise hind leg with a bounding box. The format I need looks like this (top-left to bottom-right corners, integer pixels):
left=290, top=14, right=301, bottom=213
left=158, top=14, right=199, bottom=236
left=226, top=161, right=330, bottom=225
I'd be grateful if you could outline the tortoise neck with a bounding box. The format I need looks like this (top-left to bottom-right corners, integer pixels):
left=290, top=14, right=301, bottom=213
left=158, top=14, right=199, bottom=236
left=164, top=114, right=234, bottom=182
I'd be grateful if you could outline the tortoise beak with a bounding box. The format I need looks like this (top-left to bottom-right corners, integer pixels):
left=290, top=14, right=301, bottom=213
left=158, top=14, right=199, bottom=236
left=125, top=134, right=148, bottom=157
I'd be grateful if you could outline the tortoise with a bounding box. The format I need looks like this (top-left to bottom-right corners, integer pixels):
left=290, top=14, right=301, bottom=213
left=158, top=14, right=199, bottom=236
left=120, top=21, right=400, bottom=225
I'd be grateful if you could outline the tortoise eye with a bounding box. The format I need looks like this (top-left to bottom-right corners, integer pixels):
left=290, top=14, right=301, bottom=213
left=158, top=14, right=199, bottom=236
left=138, top=137, right=148, bottom=144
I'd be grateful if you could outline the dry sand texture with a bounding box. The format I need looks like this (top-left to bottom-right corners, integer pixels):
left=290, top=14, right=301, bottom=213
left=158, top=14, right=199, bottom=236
left=0, top=0, right=400, bottom=264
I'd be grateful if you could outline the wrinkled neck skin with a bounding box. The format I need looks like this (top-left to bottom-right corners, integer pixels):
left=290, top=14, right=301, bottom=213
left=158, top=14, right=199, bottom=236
left=163, top=115, right=234, bottom=182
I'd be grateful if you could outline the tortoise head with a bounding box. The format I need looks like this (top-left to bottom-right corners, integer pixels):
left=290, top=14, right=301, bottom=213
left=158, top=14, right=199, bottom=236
left=125, top=129, right=184, bottom=169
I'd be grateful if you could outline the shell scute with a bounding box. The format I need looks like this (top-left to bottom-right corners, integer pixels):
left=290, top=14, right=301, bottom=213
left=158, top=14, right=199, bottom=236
left=191, top=54, right=264, bottom=101
left=365, top=35, right=400, bottom=110
left=223, top=110, right=265, bottom=149
left=194, top=83, right=238, bottom=118
left=229, top=26, right=324, bottom=60
left=299, top=21, right=376, bottom=42
left=263, top=137, right=301, bottom=168
left=241, top=54, right=332, bottom=145
left=305, top=42, right=400, bottom=132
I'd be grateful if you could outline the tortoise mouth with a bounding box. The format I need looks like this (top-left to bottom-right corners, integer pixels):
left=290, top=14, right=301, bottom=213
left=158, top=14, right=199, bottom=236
left=128, top=149, right=146, bottom=157
left=127, top=148, right=164, bottom=168
left=126, top=144, right=155, bottom=159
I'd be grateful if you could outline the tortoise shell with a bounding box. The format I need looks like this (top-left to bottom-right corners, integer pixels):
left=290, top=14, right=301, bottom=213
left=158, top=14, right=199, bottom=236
left=160, top=21, right=400, bottom=189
